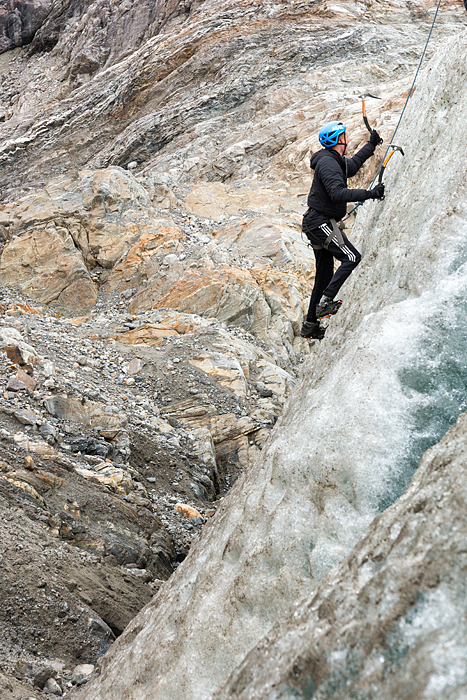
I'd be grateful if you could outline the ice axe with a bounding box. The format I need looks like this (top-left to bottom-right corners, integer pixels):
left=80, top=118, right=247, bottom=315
left=378, top=144, right=405, bottom=186
left=358, top=92, right=383, bottom=144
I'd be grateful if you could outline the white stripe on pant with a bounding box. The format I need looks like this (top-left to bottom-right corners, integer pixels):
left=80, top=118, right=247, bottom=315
left=320, top=224, right=356, bottom=262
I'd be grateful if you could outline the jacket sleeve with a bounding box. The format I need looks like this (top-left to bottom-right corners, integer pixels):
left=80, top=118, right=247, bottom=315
left=345, top=141, right=376, bottom=177
left=316, top=157, right=372, bottom=203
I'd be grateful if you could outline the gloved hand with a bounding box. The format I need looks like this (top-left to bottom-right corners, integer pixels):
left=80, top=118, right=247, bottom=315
left=368, top=183, right=385, bottom=200
left=369, top=129, right=383, bottom=147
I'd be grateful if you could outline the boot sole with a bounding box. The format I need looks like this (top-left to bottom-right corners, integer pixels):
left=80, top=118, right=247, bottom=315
left=316, top=301, right=342, bottom=319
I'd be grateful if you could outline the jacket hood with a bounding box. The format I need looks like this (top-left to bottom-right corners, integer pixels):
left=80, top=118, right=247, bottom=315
left=310, top=148, right=341, bottom=171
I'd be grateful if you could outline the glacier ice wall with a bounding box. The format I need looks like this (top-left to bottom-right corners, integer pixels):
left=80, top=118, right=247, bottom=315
left=214, top=411, right=467, bottom=700
left=81, top=29, right=467, bottom=700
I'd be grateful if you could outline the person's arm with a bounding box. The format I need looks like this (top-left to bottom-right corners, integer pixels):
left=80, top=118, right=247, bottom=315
left=346, top=130, right=381, bottom=176
left=345, top=141, right=376, bottom=177
left=317, top=157, right=380, bottom=203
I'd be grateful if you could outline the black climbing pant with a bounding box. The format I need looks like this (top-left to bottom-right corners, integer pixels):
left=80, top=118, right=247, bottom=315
left=303, top=220, right=361, bottom=322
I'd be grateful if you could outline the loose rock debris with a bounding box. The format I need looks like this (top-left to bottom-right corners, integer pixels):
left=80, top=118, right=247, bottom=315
left=0, top=285, right=300, bottom=698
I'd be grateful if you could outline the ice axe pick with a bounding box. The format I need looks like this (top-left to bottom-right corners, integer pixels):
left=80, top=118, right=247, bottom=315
left=358, top=92, right=383, bottom=144
left=378, top=144, right=405, bottom=185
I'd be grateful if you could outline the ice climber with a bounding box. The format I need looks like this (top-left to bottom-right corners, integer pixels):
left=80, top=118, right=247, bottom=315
left=300, top=121, right=385, bottom=340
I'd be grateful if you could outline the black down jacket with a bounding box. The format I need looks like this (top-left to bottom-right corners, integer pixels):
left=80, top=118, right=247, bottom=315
left=304, top=141, right=375, bottom=229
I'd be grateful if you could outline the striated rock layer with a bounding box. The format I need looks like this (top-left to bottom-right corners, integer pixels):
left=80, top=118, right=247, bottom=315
left=0, top=1, right=465, bottom=202
left=78, top=27, right=467, bottom=700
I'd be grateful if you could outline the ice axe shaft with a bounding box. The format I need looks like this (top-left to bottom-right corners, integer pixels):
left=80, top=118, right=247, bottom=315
left=378, top=144, right=404, bottom=184
left=358, top=92, right=381, bottom=133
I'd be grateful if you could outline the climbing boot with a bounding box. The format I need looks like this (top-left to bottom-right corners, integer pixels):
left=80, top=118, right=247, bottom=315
left=300, top=321, right=325, bottom=340
left=316, top=298, right=342, bottom=319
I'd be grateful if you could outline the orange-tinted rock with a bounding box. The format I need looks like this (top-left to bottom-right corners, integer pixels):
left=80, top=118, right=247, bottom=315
left=16, top=369, right=37, bottom=390
left=129, top=266, right=270, bottom=333
left=0, top=226, right=97, bottom=314
left=115, top=324, right=179, bottom=346
left=0, top=169, right=161, bottom=314
left=105, top=225, right=184, bottom=292
left=183, top=182, right=303, bottom=219
left=24, top=455, right=36, bottom=471
left=5, top=346, right=25, bottom=365
left=5, top=344, right=38, bottom=367
left=174, top=504, right=203, bottom=521
left=188, top=353, right=248, bottom=398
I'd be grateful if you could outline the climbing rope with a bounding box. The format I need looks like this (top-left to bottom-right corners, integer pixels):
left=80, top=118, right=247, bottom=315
left=386, top=0, right=442, bottom=152
left=343, top=0, right=443, bottom=221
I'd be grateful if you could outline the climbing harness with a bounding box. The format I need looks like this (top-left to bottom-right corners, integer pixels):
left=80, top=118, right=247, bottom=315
left=358, top=93, right=383, bottom=144
left=343, top=0, right=443, bottom=221
left=307, top=218, right=345, bottom=251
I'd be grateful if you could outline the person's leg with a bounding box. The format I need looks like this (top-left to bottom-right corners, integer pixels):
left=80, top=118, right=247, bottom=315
left=321, top=231, right=361, bottom=300
left=301, top=225, right=334, bottom=338
left=306, top=248, right=334, bottom=322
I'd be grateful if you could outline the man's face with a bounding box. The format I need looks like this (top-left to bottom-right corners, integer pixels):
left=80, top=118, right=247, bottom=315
left=338, top=132, right=348, bottom=155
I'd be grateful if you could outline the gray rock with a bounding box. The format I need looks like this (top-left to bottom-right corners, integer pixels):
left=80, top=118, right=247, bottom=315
left=0, top=671, right=13, bottom=692
left=28, top=0, right=190, bottom=70
left=41, top=359, right=56, bottom=378
left=255, top=381, right=273, bottom=398
left=72, top=664, right=95, bottom=686
left=58, top=601, right=68, bottom=618
left=87, top=614, right=115, bottom=656
left=7, top=377, right=27, bottom=391
left=44, top=396, right=89, bottom=424
left=0, top=0, right=52, bottom=53
left=189, top=481, right=203, bottom=499
left=163, top=254, right=178, bottom=266
left=14, top=409, right=40, bottom=426
left=44, top=677, right=62, bottom=695
left=33, top=666, right=56, bottom=689
left=44, top=396, right=127, bottom=435
left=64, top=436, right=110, bottom=458
left=39, top=422, right=58, bottom=440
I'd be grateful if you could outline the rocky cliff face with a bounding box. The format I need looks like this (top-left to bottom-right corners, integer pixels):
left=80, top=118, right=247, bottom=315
left=0, top=0, right=462, bottom=200
left=28, top=0, right=194, bottom=74
left=0, top=0, right=52, bottom=53
left=0, top=1, right=466, bottom=699
left=76, top=22, right=467, bottom=700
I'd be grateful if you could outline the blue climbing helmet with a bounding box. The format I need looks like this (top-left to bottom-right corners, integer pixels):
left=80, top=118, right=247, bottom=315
left=318, top=121, right=346, bottom=148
